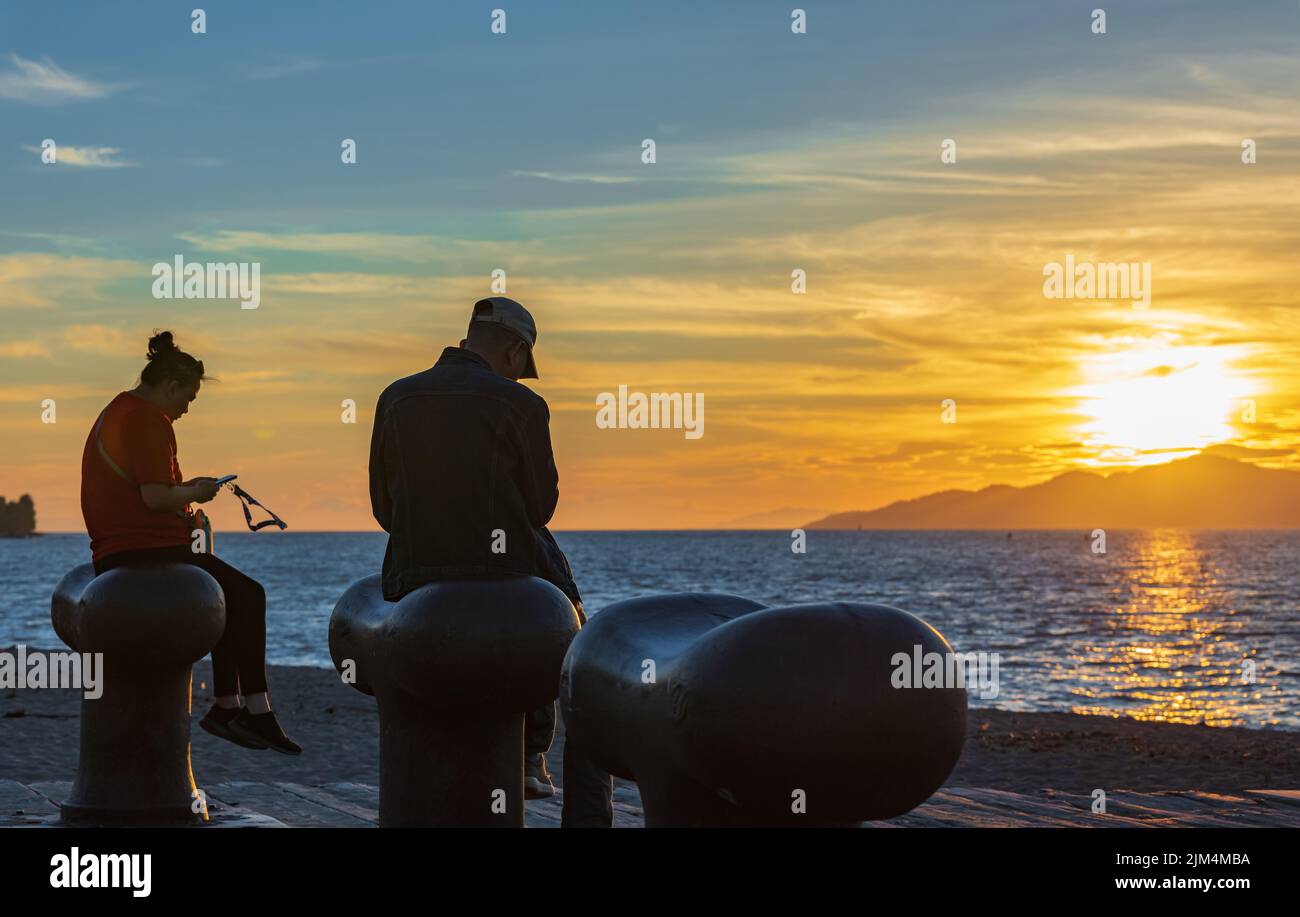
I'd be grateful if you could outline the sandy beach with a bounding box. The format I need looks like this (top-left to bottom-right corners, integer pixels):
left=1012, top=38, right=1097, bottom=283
left=2, top=651, right=1297, bottom=799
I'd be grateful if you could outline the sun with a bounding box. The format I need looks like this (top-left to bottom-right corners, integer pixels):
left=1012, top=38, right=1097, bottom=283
left=1069, top=337, right=1254, bottom=466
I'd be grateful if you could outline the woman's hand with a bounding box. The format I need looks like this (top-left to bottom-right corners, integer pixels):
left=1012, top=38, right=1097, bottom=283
left=188, top=477, right=221, bottom=503
left=141, top=478, right=219, bottom=512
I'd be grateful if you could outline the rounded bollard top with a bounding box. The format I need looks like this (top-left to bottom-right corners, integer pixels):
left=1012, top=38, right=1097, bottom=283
left=52, top=563, right=226, bottom=664
left=668, top=601, right=967, bottom=819
left=330, top=574, right=581, bottom=714
left=562, top=594, right=968, bottom=823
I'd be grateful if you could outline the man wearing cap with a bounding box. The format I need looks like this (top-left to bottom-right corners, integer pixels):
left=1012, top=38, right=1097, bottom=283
left=368, top=296, right=612, bottom=827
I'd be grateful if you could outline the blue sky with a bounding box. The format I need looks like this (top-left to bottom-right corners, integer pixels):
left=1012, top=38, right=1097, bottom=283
left=7, top=0, right=1288, bottom=253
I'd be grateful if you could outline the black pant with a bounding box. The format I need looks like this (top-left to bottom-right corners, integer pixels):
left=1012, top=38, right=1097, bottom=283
left=93, top=544, right=269, bottom=697
left=523, top=595, right=613, bottom=827
left=525, top=701, right=614, bottom=828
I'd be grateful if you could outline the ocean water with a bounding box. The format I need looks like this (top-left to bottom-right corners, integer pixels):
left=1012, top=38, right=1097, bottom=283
left=2, top=530, right=1297, bottom=730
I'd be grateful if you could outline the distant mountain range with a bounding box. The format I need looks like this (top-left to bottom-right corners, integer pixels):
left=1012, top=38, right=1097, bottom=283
left=723, top=505, right=828, bottom=528
left=805, top=455, right=1300, bottom=529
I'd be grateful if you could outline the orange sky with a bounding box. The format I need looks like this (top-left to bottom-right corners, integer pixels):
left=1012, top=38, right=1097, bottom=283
left=3, top=10, right=1300, bottom=531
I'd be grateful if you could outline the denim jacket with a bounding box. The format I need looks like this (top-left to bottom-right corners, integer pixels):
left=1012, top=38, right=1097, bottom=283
left=369, top=347, right=581, bottom=607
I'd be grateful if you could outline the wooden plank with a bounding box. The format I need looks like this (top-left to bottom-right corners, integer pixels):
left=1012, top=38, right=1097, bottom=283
left=1175, top=791, right=1253, bottom=807
left=25, top=781, right=72, bottom=808
left=205, top=810, right=289, bottom=828
left=13, top=779, right=1293, bottom=829
left=1246, top=789, right=1300, bottom=807
left=1050, top=790, right=1252, bottom=827
left=943, top=787, right=1152, bottom=827
left=611, top=800, right=643, bottom=828
left=0, top=781, right=288, bottom=828
left=315, top=782, right=381, bottom=816
left=524, top=797, right=563, bottom=828
left=1159, top=792, right=1300, bottom=827
left=0, top=780, right=59, bottom=816
left=875, top=787, right=1300, bottom=829
left=276, top=783, right=378, bottom=825
left=205, top=781, right=370, bottom=828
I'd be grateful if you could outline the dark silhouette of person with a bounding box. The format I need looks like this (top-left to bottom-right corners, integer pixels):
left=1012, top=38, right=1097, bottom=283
left=80, top=330, right=300, bottom=755
left=369, top=297, right=612, bottom=826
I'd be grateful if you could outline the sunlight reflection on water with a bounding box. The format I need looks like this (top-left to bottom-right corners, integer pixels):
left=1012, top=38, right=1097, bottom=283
left=3, top=529, right=1296, bottom=730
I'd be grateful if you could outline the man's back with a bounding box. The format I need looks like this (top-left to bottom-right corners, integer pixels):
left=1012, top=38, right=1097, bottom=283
left=369, top=346, right=576, bottom=602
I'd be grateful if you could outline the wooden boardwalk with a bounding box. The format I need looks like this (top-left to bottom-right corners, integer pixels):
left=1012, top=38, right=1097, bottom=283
left=4, top=779, right=1299, bottom=827
left=867, top=787, right=1300, bottom=828
left=0, top=778, right=646, bottom=828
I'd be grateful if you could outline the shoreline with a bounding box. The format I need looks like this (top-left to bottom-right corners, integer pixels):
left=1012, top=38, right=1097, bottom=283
left=1, top=656, right=1297, bottom=795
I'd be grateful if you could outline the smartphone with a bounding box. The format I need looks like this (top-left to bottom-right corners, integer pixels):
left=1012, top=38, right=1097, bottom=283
left=215, top=474, right=238, bottom=485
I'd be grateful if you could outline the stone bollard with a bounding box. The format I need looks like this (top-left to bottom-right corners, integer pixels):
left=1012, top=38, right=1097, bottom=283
left=51, top=563, right=226, bottom=825
left=560, top=593, right=968, bottom=827
left=329, top=574, right=581, bottom=827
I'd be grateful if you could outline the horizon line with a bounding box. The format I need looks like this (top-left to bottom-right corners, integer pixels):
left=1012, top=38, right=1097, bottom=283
left=17, top=526, right=1300, bottom=536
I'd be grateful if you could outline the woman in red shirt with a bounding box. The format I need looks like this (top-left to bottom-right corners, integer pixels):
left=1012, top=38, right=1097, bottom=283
left=81, top=331, right=300, bottom=755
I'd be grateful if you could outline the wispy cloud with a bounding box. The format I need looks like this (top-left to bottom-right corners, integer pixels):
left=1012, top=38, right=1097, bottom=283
left=0, top=254, right=138, bottom=309
left=22, top=144, right=133, bottom=168
left=265, top=271, right=435, bottom=298
left=178, top=230, right=442, bottom=261
left=175, top=229, right=577, bottom=269
left=62, top=324, right=132, bottom=355
left=510, top=170, right=638, bottom=185
left=0, top=54, right=122, bottom=103
left=0, top=230, right=108, bottom=252
left=0, top=383, right=107, bottom=404
left=0, top=340, right=50, bottom=359
left=242, top=57, right=326, bottom=81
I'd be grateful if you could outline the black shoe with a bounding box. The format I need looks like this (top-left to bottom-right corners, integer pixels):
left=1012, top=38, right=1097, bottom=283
left=199, top=704, right=268, bottom=751
left=524, top=754, right=556, bottom=799
left=229, top=709, right=302, bottom=756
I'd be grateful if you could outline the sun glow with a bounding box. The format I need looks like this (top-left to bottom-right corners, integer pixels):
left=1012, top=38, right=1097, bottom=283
left=1069, top=338, right=1254, bottom=466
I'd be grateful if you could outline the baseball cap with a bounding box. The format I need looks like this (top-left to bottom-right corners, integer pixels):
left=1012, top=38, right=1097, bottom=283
left=470, top=296, right=539, bottom=378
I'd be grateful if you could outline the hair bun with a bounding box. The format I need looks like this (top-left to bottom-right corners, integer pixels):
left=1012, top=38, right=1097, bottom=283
left=147, top=330, right=176, bottom=361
